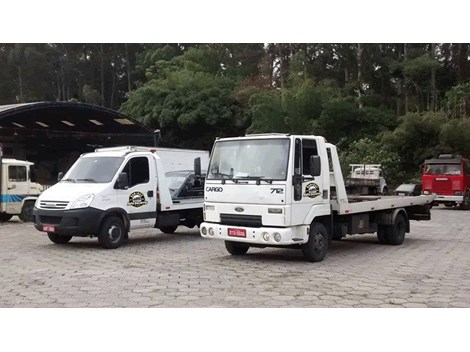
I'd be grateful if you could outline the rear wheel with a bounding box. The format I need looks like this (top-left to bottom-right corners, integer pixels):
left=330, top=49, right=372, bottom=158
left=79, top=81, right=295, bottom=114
left=377, top=225, right=390, bottom=244
left=302, top=222, right=329, bottom=262
left=225, top=241, right=249, bottom=255
left=98, top=216, right=127, bottom=249
left=47, top=232, right=72, bottom=244
left=387, top=213, right=407, bottom=245
left=159, top=225, right=178, bottom=234
left=19, top=201, right=35, bottom=222
left=0, top=213, right=13, bottom=222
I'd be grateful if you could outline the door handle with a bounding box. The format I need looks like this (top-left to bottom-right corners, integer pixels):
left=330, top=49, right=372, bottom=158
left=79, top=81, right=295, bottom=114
left=147, top=190, right=154, bottom=197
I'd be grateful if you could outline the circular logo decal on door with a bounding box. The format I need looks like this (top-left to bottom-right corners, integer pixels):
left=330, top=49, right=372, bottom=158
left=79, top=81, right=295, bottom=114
left=127, top=191, right=148, bottom=208
left=304, top=182, right=321, bottom=199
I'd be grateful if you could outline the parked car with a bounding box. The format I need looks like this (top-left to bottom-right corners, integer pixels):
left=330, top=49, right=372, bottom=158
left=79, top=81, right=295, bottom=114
left=394, top=183, right=422, bottom=196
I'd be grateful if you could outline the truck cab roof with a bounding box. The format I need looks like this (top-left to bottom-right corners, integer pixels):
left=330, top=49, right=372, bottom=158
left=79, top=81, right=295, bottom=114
left=1, top=158, right=34, bottom=166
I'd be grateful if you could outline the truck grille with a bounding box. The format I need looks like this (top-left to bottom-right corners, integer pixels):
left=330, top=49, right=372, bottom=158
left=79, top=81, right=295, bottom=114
left=220, top=214, right=262, bottom=227
left=39, top=201, right=69, bottom=210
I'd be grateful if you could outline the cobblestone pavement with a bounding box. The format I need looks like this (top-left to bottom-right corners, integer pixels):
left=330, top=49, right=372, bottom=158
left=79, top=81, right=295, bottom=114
left=0, top=207, right=469, bottom=307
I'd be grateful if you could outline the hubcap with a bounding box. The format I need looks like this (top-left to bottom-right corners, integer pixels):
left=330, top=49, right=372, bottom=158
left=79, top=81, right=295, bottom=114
left=107, top=224, right=121, bottom=242
left=312, top=232, right=325, bottom=254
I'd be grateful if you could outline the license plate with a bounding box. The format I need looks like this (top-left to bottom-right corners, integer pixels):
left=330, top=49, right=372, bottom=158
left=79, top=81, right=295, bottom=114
left=228, top=228, right=246, bottom=238
left=42, top=225, right=55, bottom=232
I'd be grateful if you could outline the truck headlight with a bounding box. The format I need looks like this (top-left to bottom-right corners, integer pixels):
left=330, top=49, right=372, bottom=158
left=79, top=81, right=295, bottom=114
left=273, top=232, right=281, bottom=242
left=70, top=194, right=94, bottom=209
left=262, top=232, right=270, bottom=241
left=423, top=190, right=430, bottom=195
left=205, top=204, right=215, bottom=211
left=455, top=191, right=463, bottom=196
left=268, top=208, right=283, bottom=214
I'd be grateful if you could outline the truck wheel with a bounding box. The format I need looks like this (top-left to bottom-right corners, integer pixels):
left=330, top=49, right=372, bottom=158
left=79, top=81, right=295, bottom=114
left=460, top=192, right=470, bottom=210
left=377, top=225, right=390, bottom=244
left=0, top=213, right=13, bottom=222
left=225, top=241, right=249, bottom=255
left=19, top=201, right=35, bottom=222
left=387, top=213, right=406, bottom=245
left=159, top=225, right=178, bottom=234
left=98, top=216, right=127, bottom=249
left=47, top=233, right=72, bottom=244
left=302, top=222, right=329, bottom=262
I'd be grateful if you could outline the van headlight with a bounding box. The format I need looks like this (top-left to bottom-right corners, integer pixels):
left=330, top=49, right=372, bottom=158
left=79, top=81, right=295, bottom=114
left=70, top=194, right=95, bottom=209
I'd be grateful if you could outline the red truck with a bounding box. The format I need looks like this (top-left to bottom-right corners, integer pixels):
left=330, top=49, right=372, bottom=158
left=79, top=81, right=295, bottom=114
left=422, top=154, right=470, bottom=209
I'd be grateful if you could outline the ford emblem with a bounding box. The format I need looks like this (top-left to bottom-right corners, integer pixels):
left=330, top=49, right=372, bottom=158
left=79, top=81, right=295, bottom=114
left=234, top=207, right=244, bottom=212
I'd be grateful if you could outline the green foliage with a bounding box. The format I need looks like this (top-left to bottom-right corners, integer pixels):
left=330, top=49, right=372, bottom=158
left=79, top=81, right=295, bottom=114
left=340, top=138, right=405, bottom=185
left=440, top=119, right=470, bottom=156
left=382, top=112, right=446, bottom=170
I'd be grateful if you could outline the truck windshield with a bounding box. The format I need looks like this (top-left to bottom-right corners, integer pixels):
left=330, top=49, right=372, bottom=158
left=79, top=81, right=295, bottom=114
left=424, top=164, right=461, bottom=175
left=63, top=156, right=124, bottom=183
left=208, top=139, right=290, bottom=181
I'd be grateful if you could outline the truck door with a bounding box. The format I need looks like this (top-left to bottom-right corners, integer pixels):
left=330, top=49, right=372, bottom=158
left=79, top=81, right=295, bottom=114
left=117, top=156, right=156, bottom=229
left=291, top=138, right=325, bottom=225
left=4, top=164, right=29, bottom=214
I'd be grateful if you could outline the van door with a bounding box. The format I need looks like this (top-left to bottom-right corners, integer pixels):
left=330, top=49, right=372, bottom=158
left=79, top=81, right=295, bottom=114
left=5, top=164, right=29, bottom=214
left=117, top=156, right=156, bottom=229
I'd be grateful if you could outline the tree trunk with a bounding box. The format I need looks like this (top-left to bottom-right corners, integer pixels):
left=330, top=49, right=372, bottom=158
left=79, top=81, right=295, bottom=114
left=125, top=43, right=132, bottom=92
left=404, top=43, right=409, bottom=114
left=110, top=44, right=117, bottom=109
left=100, top=44, right=105, bottom=106
left=430, top=43, right=436, bottom=111
left=357, top=43, right=363, bottom=108
left=17, top=66, right=23, bottom=102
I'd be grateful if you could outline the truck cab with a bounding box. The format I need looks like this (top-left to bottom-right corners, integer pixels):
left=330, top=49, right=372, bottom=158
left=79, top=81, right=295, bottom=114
left=33, top=146, right=207, bottom=248
left=200, top=134, right=434, bottom=262
left=0, top=158, right=43, bottom=222
left=422, top=154, right=470, bottom=209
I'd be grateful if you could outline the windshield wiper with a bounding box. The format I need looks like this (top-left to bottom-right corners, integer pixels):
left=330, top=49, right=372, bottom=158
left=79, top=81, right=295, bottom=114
left=76, top=178, right=97, bottom=183
left=61, top=178, right=75, bottom=183
left=213, top=172, right=238, bottom=184
left=235, top=176, right=273, bottom=185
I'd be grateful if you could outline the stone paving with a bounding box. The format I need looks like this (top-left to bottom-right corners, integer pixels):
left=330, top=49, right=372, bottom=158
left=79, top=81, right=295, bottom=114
left=0, top=207, right=469, bottom=307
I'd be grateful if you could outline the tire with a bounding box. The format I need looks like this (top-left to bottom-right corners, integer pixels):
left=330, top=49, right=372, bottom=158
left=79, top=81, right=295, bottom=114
left=19, top=201, right=35, bottom=222
left=98, top=216, right=127, bottom=249
left=445, top=203, right=454, bottom=208
left=159, top=225, right=178, bottom=234
left=387, top=213, right=407, bottom=245
left=0, top=213, right=13, bottom=222
left=302, top=222, right=329, bottom=262
left=225, top=241, right=249, bottom=255
left=460, top=192, right=470, bottom=210
left=47, top=232, right=72, bottom=244
left=377, top=225, right=390, bottom=244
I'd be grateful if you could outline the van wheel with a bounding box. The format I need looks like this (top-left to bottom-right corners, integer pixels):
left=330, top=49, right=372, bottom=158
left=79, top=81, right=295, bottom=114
left=19, top=201, right=35, bottom=222
left=377, top=225, right=390, bottom=244
left=388, top=213, right=406, bottom=245
left=98, top=216, right=126, bottom=249
left=47, top=233, right=72, bottom=244
left=159, top=226, right=178, bottom=234
left=302, top=222, right=329, bottom=262
left=225, top=241, right=249, bottom=255
left=0, top=213, right=13, bottom=222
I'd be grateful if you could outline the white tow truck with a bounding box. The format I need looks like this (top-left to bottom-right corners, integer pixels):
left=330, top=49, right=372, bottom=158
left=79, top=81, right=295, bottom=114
left=33, top=146, right=208, bottom=248
left=0, top=156, right=44, bottom=222
left=200, top=134, right=435, bottom=262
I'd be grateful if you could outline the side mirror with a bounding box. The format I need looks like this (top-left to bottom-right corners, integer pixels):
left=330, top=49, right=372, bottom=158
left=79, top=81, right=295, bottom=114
left=115, top=172, right=129, bottom=189
left=194, top=157, right=201, bottom=177
left=58, top=172, right=64, bottom=181
left=309, top=155, right=321, bottom=177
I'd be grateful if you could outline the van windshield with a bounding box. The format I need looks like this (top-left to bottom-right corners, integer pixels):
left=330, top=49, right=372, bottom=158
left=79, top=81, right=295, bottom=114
left=62, top=157, right=124, bottom=183
left=424, top=163, right=461, bottom=175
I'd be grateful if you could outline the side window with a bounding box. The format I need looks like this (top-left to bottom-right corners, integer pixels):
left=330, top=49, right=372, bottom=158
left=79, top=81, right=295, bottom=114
left=464, top=161, right=470, bottom=175
left=121, top=157, right=150, bottom=188
left=301, top=139, right=318, bottom=175
left=9, top=166, right=27, bottom=182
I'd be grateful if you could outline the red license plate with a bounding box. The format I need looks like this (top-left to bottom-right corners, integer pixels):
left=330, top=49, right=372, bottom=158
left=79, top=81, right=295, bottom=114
left=228, top=228, right=246, bottom=238
left=42, top=225, right=55, bottom=232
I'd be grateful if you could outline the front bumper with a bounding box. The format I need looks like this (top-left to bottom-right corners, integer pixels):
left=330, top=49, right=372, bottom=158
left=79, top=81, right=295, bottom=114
left=33, top=207, right=105, bottom=235
left=200, top=222, right=309, bottom=246
left=433, top=195, right=463, bottom=203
